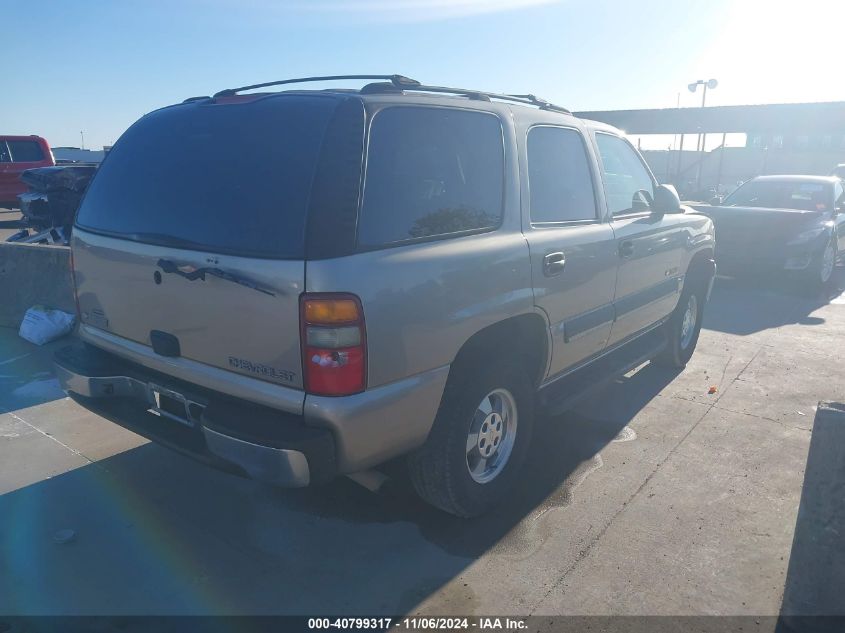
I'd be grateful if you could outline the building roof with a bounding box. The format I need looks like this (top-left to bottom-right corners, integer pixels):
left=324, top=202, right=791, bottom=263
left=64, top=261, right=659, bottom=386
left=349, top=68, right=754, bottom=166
left=574, top=101, right=845, bottom=135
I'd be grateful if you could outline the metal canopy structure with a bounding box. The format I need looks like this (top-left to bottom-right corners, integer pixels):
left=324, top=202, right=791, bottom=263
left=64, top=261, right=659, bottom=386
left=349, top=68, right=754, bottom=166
left=574, top=101, right=845, bottom=135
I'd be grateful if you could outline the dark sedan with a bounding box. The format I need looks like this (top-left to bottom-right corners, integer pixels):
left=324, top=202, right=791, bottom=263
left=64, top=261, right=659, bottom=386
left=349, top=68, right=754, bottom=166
left=693, top=175, right=844, bottom=285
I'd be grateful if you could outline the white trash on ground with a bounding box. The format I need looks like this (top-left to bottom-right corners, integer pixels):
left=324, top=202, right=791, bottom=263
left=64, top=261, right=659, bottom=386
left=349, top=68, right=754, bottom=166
left=18, top=306, right=76, bottom=345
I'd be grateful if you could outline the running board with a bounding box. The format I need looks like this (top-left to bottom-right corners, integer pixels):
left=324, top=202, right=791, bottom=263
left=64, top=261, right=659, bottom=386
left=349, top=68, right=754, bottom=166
left=538, top=327, right=667, bottom=416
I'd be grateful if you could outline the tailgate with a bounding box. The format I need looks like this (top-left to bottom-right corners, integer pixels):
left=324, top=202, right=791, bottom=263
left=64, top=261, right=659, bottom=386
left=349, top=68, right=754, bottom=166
left=69, top=93, right=352, bottom=393
left=73, top=229, right=305, bottom=389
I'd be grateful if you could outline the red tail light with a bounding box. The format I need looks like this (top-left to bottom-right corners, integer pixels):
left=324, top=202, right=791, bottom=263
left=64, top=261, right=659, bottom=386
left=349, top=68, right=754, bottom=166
left=300, top=293, right=366, bottom=396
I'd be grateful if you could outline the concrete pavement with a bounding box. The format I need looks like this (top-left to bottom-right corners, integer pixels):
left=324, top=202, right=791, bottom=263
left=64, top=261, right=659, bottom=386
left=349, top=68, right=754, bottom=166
left=1, top=272, right=843, bottom=617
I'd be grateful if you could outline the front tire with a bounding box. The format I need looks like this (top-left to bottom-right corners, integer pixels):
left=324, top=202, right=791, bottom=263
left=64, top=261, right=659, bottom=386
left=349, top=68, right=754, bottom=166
left=407, top=361, right=534, bottom=517
left=654, top=279, right=706, bottom=368
left=809, top=238, right=836, bottom=287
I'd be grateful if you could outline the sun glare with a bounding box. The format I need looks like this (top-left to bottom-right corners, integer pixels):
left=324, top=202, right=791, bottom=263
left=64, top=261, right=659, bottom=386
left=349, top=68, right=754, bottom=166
left=700, top=0, right=845, bottom=105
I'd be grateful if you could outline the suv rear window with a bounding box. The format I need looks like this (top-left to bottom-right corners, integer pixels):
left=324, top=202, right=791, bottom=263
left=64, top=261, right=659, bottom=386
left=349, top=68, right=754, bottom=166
left=7, top=140, right=45, bottom=162
left=357, top=107, right=504, bottom=248
left=76, top=95, right=340, bottom=258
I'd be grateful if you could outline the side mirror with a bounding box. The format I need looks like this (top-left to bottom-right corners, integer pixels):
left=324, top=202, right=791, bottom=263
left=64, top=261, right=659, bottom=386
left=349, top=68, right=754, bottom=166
left=709, top=195, right=723, bottom=205
left=652, top=183, right=682, bottom=215
left=632, top=189, right=652, bottom=213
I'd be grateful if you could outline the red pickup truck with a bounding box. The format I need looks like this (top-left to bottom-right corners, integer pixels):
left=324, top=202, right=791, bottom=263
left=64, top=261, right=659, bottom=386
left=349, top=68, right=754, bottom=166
left=0, top=135, right=55, bottom=207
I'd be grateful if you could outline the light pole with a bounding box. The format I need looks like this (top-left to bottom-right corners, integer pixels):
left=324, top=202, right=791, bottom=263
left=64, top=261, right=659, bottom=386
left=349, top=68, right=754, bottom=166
left=688, top=78, right=718, bottom=193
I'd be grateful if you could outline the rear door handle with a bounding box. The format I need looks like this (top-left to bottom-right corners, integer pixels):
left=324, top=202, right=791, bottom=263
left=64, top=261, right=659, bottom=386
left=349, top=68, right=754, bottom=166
left=543, top=251, right=566, bottom=276
left=618, top=240, right=634, bottom=258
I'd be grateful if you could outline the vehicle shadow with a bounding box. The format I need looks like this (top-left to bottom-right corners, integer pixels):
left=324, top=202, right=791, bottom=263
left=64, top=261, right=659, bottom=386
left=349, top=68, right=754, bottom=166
left=702, top=267, right=844, bottom=337
left=295, top=361, right=681, bottom=561
left=0, top=329, right=68, bottom=414
left=777, top=402, right=845, bottom=632
left=0, top=362, right=680, bottom=616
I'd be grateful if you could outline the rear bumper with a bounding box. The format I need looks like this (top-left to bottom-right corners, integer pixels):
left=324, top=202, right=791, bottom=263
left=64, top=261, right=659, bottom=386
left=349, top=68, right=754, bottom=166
left=54, top=344, right=332, bottom=487
left=55, top=341, right=450, bottom=484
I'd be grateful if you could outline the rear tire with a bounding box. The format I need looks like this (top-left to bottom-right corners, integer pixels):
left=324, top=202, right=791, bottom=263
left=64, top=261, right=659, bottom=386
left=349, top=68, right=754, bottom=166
left=407, top=361, right=534, bottom=517
left=654, top=278, right=706, bottom=368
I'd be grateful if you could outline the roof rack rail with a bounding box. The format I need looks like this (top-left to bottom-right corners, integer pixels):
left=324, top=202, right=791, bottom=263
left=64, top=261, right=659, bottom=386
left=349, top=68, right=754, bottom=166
left=210, top=74, right=570, bottom=114
left=414, top=85, right=570, bottom=113
left=506, top=93, right=570, bottom=114
left=361, top=82, right=571, bottom=114
left=213, top=74, right=420, bottom=98
left=362, top=82, right=492, bottom=102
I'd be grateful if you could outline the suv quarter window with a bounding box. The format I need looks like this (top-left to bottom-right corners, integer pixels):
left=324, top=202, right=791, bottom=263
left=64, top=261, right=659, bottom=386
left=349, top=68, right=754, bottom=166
left=0, top=141, right=10, bottom=163
left=7, top=140, right=45, bottom=162
left=527, top=125, right=598, bottom=223
left=595, top=132, right=655, bottom=216
left=357, top=106, right=505, bottom=248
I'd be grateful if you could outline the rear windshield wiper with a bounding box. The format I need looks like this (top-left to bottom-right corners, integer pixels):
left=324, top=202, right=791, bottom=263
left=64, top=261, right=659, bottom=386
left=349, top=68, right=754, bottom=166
left=157, top=259, right=277, bottom=297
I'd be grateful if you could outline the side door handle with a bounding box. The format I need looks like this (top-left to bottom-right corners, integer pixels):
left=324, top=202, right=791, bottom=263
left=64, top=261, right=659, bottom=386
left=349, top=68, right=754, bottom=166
left=543, top=251, right=566, bottom=276
left=618, top=240, right=635, bottom=258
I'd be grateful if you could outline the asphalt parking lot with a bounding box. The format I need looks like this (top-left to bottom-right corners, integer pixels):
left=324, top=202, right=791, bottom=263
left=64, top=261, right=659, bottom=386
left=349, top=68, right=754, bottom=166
left=1, top=264, right=844, bottom=619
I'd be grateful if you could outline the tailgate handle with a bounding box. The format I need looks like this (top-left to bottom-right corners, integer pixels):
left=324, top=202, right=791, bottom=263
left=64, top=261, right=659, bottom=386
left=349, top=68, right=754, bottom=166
left=150, top=330, right=181, bottom=358
left=157, top=259, right=277, bottom=297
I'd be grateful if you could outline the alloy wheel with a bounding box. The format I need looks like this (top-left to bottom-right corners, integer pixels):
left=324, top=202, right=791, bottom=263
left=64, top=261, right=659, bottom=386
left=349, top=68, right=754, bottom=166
left=465, top=388, right=518, bottom=484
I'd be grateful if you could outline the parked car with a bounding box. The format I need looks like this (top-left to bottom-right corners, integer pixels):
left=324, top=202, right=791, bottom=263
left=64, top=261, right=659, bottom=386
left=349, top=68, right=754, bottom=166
left=54, top=75, right=716, bottom=517
left=8, top=165, right=98, bottom=244
left=695, top=175, right=844, bottom=285
left=0, top=135, right=55, bottom=207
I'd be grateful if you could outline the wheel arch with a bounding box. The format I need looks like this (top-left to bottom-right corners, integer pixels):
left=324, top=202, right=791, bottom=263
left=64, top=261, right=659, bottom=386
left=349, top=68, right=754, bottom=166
left=685, top=247, right=716, bottom=289
left=449, top=312, right=550, bottom=390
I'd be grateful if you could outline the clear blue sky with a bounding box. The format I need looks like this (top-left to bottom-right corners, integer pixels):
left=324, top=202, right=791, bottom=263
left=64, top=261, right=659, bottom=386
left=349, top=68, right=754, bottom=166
left=4, top=0, right=842, bottom=150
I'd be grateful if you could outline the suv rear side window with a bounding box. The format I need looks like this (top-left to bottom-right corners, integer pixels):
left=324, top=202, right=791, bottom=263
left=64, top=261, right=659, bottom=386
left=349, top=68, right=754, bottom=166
left=595, top=133, right=654, bottom=215
left=7, top=140, right=44, bottom=162
left=527, top=126, right=597, bottom=223
left=358, top=107, right=504, bottom=248
left=76, top=96, right=340, bottom=258
left=0, top=142, right=9, bottom=163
